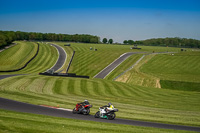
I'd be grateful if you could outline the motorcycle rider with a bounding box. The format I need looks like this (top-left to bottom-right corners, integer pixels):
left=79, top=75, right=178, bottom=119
left=80, top=100, right=90, bottom=106
left=101, top=102, right=114, bottom=116
left=78, top=100, right=90, bottom=112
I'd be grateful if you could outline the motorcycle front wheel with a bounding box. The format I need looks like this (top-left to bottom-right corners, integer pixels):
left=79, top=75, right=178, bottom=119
left=83, top=109, right=90, bottom=115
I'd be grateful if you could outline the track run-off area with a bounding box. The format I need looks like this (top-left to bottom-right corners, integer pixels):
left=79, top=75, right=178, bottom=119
left=0, top=42, right=200, bottom=132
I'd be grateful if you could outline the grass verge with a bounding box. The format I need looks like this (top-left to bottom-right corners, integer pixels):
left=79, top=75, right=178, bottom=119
left=0, top=109, right=196, bottom=133
left=160, top=80, right=200, bottom=92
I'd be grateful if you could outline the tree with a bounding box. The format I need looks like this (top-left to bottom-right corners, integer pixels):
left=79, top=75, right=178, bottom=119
left=102, top=38, right=107, bottom=44
left=0, top=34, right=6, bottom=47
left=123, top=40, right=128, bottom=44
left=127, top=40, right=134, bottom=45
left=108, top=39, right=113, bottom=44
left=90, top=37, right=98, bottom=43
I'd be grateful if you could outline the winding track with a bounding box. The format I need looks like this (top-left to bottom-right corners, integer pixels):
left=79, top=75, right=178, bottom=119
left=49, top=44, right=67, bottom=72
left=0, top=47, right=199, bottom=132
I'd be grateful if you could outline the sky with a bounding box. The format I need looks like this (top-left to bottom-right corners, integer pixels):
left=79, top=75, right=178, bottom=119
left=0, top=0, right=200, bottom=43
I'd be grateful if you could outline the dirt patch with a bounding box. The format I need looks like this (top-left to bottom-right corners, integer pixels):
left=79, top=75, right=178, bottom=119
left=156, top=79, right=161, bottom=88
left=116, top=73, right=130, bottom=83
left=140, top=78, right=144, bottom=86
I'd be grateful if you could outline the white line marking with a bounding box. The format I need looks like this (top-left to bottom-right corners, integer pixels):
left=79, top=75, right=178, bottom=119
left=57, top=108, right=72, bottom=111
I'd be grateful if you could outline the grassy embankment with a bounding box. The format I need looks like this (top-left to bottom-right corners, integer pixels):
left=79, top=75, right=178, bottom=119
left=0, top=42, right=199, bottom=132
left=116, top=54, right=164, bottom=88
left=139, top=52, right=200, bottom=91
left=0, top=42, right=58, bottom=74
left=115, top=50, right=200, bottom=89
left=0, top=41, right=37, bottom=71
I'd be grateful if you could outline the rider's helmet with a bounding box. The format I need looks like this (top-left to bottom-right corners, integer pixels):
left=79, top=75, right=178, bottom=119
left=84, top=100, right=89, bottom=104
left=108, top=102, right=112, bottom=106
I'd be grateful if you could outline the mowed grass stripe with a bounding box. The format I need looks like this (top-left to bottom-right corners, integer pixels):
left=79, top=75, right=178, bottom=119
left=86, top=80, right=98, bottom=96
left=8, top=78, right=32, bottom=92
left=15, top=42, right=36, bottom=67
left=80, top=79, right=90, bottom=95
left=92, top=80, right=101, bottom=96
left=111, top=82, right=131, bottom=97
left=59, top=79, right=69, bottom=95
left=74, top=79, right=82, bottom=96
left=42, top=77, right=56, bottom=94
left=71, top=51, right=111, bottom=76
left=31, top=43, right=57, bottom=73
left=34, top=43, right=52, bottom=71
left=26, top=78, right=46, bottom=93
left=12, top=43, right=48, bottom=73
left=0, top=42, right=37, bottom=71
left=0, top=44, right=21, bottom=64
left=0, top=75, right=31, bottom=91
left=67, top=78, right=75, bottom=94
left=102, top=81, right=121, bottom=97
left=15, top=78, right=32, bottom=91
left=138, top=52, right=200, bottom=92
left=25, top=43, right=53, bottom=72
left=96, top=80, right=111, bottom=97
left=20, top=43, right=48, bottom=73
left=53, top=79, right=63, bottom=94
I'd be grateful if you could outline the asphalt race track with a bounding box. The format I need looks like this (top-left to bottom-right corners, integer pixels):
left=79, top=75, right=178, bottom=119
left=0, top=74, right=24, bottom=80
left=50, top=44, right=67, bottom=71
left=0, top=97, right=199, bottom=132
left=94, top=52, right=144, bottom=79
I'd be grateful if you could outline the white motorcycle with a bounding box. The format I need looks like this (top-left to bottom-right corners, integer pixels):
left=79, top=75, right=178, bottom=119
left=94, top=106, right=118, bottom=120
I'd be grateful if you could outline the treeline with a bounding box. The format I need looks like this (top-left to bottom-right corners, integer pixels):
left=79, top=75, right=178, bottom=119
left=123, top=37, right=200, bottom=48
left=0, top=31, right=100, bottom=48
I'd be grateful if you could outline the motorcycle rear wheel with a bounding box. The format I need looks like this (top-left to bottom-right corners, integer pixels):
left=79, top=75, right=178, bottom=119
left=94, top=111, right=100, bottom=118
left=83, top=109, right=90, bottom=115
left=107, top=113, right=116, bottom=120
left=72, top=108, right=77, bottom=114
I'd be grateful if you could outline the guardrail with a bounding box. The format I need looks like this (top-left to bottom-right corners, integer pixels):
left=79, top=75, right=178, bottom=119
left=39, top=72, right=89, bottom=79
left=66, top=51, right=75, bottom=73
